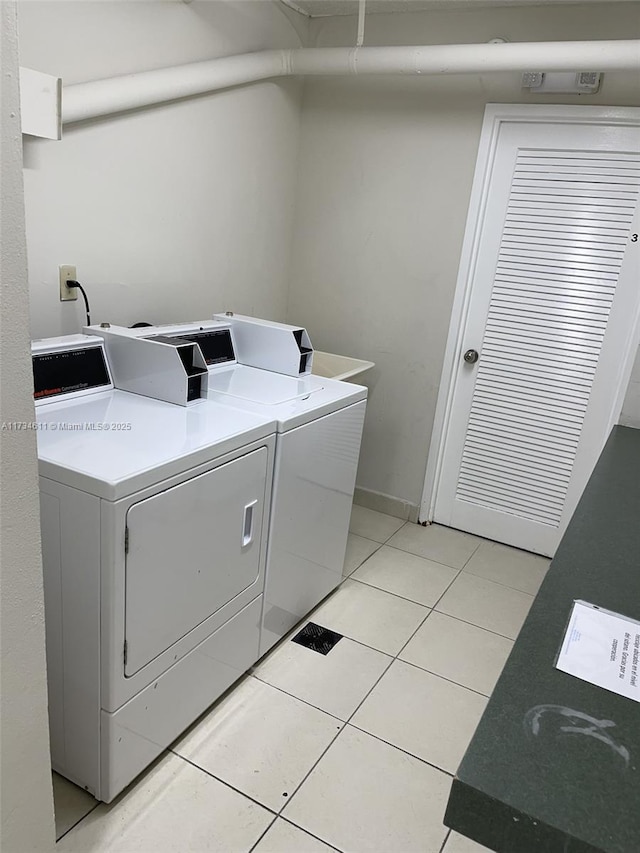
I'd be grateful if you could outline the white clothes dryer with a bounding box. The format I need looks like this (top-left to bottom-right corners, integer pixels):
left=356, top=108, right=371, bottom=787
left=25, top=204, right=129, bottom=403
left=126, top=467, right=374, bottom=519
left=88, top=322, right=368, bottom=657
left=33, top=334, right=277, bottom=802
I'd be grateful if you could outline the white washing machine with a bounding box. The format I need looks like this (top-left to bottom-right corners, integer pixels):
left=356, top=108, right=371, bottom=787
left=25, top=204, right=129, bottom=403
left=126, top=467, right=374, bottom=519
left=33, top=334, right=277, bottom=802
left=87, top=320, right=367, bottom=657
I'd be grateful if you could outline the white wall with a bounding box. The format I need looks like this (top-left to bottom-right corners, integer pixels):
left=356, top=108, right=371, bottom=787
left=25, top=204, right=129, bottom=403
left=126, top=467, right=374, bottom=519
left=0, top=3, right=56, bottom=851
left=287, top=2, right=640, bottom=514
left=18, top=0, right=307, bottom=337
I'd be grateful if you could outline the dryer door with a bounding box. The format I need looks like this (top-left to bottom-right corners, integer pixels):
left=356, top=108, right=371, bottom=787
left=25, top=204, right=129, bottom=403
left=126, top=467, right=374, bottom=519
left=124, top=447, right=267, bottom=676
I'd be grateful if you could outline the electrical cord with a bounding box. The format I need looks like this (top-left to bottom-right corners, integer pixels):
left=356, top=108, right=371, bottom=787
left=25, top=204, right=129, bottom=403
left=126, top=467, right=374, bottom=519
left=67, top=280, right=91, bottom=326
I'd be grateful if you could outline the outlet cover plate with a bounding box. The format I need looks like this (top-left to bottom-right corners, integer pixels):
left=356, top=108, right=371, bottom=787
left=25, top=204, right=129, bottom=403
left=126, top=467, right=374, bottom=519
left=59, top=265, right=77, bottom=301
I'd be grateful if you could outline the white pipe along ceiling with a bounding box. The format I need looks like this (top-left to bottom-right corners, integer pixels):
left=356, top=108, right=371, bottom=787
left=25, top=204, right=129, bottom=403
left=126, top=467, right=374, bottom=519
left=62, top=40, right=640, bottom=125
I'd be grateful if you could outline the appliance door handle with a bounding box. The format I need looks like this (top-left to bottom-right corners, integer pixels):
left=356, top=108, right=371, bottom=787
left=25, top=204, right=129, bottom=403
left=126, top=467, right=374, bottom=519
left=242, top=500, right=258, bottom=548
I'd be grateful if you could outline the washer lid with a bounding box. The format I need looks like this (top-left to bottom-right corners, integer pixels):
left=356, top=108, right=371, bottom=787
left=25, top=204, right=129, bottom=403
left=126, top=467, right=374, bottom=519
left=207, top=365, right=324, bottom=404
left=207, top=370, right=368, bottom=432
left=36, top=389, right=276, bottom=500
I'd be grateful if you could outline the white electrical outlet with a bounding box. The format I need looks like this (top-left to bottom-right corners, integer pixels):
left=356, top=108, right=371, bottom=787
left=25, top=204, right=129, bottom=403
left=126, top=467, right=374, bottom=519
left=59, top=265, right=78, bottom=301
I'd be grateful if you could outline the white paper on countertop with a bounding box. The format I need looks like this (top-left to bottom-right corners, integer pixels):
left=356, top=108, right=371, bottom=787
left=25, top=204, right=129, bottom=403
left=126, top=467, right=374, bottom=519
left=556, top=601, right=640, bottom=703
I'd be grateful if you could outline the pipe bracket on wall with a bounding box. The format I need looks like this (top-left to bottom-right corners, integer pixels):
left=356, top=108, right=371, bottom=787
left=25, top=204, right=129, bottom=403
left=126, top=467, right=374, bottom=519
left=357, top=0, right=367, bottom=48
left=19, top=67, right=62, bottom=139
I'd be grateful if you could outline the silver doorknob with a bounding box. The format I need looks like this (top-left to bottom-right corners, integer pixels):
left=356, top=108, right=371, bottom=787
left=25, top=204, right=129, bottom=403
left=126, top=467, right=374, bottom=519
left=463, top=349, right=479, bottom=364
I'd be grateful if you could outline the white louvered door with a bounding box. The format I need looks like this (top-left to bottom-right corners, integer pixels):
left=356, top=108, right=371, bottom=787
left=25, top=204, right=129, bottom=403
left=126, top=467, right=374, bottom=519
left=434, top=114, right=640, bottom=556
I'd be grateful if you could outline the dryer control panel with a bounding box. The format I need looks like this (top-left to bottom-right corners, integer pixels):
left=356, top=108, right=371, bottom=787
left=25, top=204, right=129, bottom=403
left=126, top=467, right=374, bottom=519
left=87, top=327, right=209, bottom=407
left=213, top=313, right=314, bottom=377
left=169, top=328, right=236, bottom=367
left=32, top=335, right=114, bottom=405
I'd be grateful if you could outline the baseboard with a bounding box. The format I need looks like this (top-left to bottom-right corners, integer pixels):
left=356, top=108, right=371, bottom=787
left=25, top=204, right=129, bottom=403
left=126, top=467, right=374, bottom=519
left=353, top=486, right=420, bottom=524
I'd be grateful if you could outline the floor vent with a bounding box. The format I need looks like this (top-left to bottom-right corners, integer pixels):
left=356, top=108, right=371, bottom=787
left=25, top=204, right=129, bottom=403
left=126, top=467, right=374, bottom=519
left=292, top=622, right=343, bottom=655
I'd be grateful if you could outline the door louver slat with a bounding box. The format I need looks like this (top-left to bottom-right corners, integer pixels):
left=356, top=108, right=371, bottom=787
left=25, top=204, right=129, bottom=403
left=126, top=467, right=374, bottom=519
left=466, top=423, right=580, bottom=456
left=495, top=280, right=616, bottom=299
left=487, top=313, right=608, bottom=336
left=492, top=288, right=613, bottom=310
left=475, top=377, right=591, bottom=407
left=505, top=215, right=630, bottom=230
left=464, top=436, right=575, bottom=470
left=478, top=365, right=593, bottom=391
left=457, top=470, right=568, bottom=506
left=455, top=148, right=640, bottom=526
left=472, top=394, right=586, bottom=425
left=462, top=448, right=572, bottom=484
left=457, top=476, right=567, bottom=510
left=503, top=229, right=629, bottom=245
left=482, top=340, right=601, bottom=363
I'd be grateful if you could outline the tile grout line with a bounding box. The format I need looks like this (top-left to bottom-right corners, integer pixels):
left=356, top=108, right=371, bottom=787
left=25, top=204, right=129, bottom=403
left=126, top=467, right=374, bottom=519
left=249, top=814, right=344, bottom=853
left=168, top=749, right=282, bottom=816
left=343, top=540, right=383, bottom=578
left=349, top=519, right=539, bottom=611
left=277, top=814, right=343, bottom=852
left=385, top=540, right=543, bottom=597
left=275, top=650, right=399, bottom=818
left=457, top=569, right=541, bottom=597
left=268, top=522, right=498, bottom=844
left=253, top=611, right=497, bottom=731
left=273, top=733, right=348, bottom=836
left=381, top=540, right=479, bottom=572
left=249, top=662, right=393, bottom=724
left=246, top=813, right=279, bottom=853
left=347, top=574, right=455, bottom=608
left=252, top=618, right=396, bottom=676
left=457, top=529, right=549, bottom=593
left=345, top=519, right=519, bottom=851
left=348, top=519, right=406, bottom=548
left=381, top=525, right=547, bottom=596
left=439, top=828, right=452, bottom=853
left=460, top=536, right=483, bottom=569
left=342, top=542, right=384, bottom=579
left=55, top=801, right=101, bottom=844
left=351, top=524, right=543, bottom=602
left=346, top=721, right=456, bottom=779
left=429, top=611, right=521, bottom=643
left=242, top=673, right=348, bottom=726
left=394, top=566, right=464, bottom=658
left=341, top=574, right=529, bottom=643
left=360, top=533, right=530, bottom=645
left=277, top=525, right=474, bottom=833
left=346, top=535, right=489, bottom=849
left=382, top=519, right=408, bottom=543
left=395, top=657, right=494, bottom=700
left=272, top=582, right=425, bottom=826
left=310, top=555, right=471, bottom=779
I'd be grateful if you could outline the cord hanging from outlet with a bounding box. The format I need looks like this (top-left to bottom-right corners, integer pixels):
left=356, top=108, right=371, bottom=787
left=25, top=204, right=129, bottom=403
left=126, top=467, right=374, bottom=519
left=58, top=266, right=91, bottom=325
left=67, top=281, right=91, bottom=326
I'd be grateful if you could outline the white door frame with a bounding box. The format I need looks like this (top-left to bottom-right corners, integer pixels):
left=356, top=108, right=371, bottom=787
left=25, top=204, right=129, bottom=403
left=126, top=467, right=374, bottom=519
left=420, top=103, right=640, bottom=525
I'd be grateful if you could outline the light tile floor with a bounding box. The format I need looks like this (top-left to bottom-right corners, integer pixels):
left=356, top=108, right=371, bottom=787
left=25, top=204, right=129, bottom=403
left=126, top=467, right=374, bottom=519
left=53, top=506, right=549, bottom=852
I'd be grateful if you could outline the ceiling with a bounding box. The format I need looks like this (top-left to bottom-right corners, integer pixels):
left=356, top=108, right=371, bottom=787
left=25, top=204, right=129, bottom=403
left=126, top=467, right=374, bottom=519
left=283, top=0, right=639, bottom=18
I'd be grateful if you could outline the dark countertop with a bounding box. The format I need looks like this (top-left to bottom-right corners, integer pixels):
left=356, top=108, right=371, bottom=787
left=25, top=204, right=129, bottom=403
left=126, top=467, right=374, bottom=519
left=444, top=425, right=640, bottom=853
